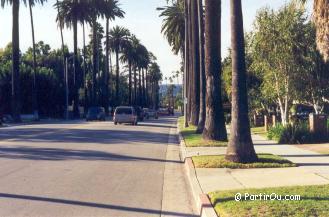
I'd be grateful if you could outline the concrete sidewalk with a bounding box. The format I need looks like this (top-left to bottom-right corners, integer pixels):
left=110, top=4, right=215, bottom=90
left=182, top=133, right=329, bottom=193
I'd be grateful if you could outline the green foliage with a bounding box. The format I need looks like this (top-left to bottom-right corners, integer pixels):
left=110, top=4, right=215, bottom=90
left=157, top=1, right=185, bottom=55
left=266, top=122, right=328, bottom=144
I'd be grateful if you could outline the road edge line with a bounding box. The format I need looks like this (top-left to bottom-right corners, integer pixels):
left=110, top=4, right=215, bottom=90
left=177, top=121, right=218, bottom=217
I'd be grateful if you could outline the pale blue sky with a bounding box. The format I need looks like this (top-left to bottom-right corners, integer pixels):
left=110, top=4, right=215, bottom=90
left=0, top=0, right=312, bottom=81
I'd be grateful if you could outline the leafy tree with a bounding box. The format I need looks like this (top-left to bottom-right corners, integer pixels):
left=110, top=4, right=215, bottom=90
left=251, top=3, right=308, bottom=125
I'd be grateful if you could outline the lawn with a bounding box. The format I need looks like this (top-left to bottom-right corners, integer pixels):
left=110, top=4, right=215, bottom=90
left=209, top=185, right=329, bottom=217
left=178, top=117, right=228, bottom=147
left=192, top=154, right=296, bottom=169
left=251, top=126, right=267, bottom=138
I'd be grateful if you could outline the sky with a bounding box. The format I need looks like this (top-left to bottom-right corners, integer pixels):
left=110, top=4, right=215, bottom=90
left=0, top=0, right=313, bottom=83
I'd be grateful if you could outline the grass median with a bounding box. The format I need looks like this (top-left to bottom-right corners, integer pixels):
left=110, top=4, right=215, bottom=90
left=178, top=117, right=228, bottom=147
left=209, top=185, right=329, bottom=217
left=192, top=154, right=296, bottom=169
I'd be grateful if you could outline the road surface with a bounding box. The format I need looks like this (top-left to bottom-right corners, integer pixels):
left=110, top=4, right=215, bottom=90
left=0, top=117, right=197, bottom=217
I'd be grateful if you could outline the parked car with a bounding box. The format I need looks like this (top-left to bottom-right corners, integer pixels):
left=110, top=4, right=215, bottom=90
left=134, top=106, right=145, bottom=121
left=158, top=108, right=170, bottom=116
left=114, top=106, right=138, bottom=125
left=143, top=108, right=158, bottom=119
left=86, top=107, right=106, bottom=121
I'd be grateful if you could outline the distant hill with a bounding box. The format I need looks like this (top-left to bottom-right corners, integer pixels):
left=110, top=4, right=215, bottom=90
left=159, top=84, right=182, bottom=96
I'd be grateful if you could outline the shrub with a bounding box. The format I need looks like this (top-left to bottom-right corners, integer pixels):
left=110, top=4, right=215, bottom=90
left=267, top=122, right=313, bottom=144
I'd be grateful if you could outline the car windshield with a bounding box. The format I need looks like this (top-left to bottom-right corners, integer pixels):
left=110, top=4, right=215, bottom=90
left=116, top=108, right=132, bottom=115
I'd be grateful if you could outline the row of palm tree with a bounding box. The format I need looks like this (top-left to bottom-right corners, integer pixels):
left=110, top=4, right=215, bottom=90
left=160, top=0, right=328, bottom=163
left=1, top=0, right=162, bottom=121
left=159, top=0, right=258, bottom=163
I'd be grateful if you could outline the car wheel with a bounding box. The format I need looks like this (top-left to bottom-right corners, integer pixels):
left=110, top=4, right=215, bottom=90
left=114, top=122, right=118, bottom=125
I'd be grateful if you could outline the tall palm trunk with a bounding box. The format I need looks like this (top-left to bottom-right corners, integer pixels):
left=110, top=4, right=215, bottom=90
left=115, top=49, right=120, bottom=106
left=134, top=66, right=137, bottom=105
left=190, top=0, right=200, bottom=125
left=12, top=0, right=21, bottom=122
left=138, top=68, right=142, bottom=106
left=196, top=0, right=206, bottom=133
left=28, top=0, right=38, bottom=120
left=226, top=0, right=257, bottom=163
left=142, top=68, right=146, bottom=106
left=184, top=0, right=189, bottom=127
left=73, top=18, right=79, bottom=118
left=128, top=61, right=132, bottom=105
left=92, top=16, right=97, bottom=106
left=56, top=0, right=66, bottom=116
left=105, top=18, right=110, bottom=114
left=82, top=22, right=87, bottom=111
left=187, top=0, right=193, bottom=123
left=202, top=0, right=227, bottom=141
left=145, top=68, right=148, bottom=106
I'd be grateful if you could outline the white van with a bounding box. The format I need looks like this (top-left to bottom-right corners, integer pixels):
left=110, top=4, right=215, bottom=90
left=114, top=106, right=138, bottom=125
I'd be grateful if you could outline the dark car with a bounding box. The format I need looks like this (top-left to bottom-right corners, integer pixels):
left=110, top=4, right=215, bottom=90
left=86, top=107, right=106, bottom=121
left=143, top=108, right=158, bottom=119
left=134, top=106, right=145, bottom=121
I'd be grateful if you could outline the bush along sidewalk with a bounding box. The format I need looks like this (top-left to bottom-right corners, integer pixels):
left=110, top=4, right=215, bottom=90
left=267, top=122, right=329, bottom=144
left=178, top=117, right=228, bottom=147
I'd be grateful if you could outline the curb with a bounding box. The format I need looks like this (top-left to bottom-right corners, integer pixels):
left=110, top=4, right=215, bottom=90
left=177, top=122, right=218, bottom=217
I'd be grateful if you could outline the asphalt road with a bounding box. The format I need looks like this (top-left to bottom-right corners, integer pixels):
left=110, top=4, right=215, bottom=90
left=0, top=116, right=197, bottom=217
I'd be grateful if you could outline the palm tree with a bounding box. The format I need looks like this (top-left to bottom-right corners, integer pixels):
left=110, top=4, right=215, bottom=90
left=183, top=0, right=189, bottom=127
left=120, top=36, right=135, bottom=105
left=103, top=0, right=124, bottom=112
left=202, top=0, right=227, bottom=141
left=56, top=0, right=65, bottom=90
left=76, top=1, right=92, bottom=111
left=299, top=0, right=329, bottom=61
left=136, top=44, right=150, bottom=106
left=190, top=0, right=200, bottom=126
left=28, top=0, right=47, bottom=120
left=108, top=26, right=130, bottom=106
left=225, top=0, right=258, bottom=163
left=1, top=0, right=46, bottom=122
left=149, top=62, right=162, bottom=109
left=56, top=0, right=90, bottom=118
left=157, top=1, right=185, bottom=55
left=196, top=0, right=206, bottom=133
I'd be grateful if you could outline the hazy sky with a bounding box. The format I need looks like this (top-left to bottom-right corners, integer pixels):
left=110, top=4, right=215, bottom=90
left=0, top=0, right=312, bottom=81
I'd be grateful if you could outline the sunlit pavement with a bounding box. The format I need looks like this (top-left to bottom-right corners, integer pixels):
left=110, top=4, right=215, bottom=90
left=0, top=117, right=197, bottom=217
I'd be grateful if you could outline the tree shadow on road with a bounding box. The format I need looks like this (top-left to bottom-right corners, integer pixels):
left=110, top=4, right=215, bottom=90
left=0, top=193, right=198, bottom=217
left=0, top=128, right=171, bottom=145
left=0, top=146, right=182, bottom=163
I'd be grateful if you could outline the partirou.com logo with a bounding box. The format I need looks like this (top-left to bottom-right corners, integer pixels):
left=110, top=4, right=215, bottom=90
left=235, top=192, right=301, bottom=202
